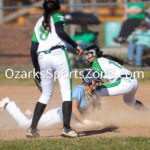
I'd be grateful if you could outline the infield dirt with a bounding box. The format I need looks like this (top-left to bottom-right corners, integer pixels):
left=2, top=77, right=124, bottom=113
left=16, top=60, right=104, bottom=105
left=0, top=83, right=150, bottom=140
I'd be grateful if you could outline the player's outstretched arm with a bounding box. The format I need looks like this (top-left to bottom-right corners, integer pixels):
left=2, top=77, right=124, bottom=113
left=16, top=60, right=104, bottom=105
left=55, top=22, right=83, bottom=55
left=72, top=100, right=92, bottom=125
left=72, top=99, right=84, bottom=123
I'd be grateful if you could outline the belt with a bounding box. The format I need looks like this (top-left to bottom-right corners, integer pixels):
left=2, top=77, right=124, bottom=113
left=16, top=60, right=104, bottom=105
left=121, top=74, right=134, bottom=79
left=39, top=45, right=65, bottom=54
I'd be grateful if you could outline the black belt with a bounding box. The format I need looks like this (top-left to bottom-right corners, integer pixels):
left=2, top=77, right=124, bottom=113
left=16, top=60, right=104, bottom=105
left=39, top=45, right=65, bottom=54
left=121, top=74, right=134, bottom=79
left=121, top=74, right=130, bottom=78
left=51, top=45, right=65, bottom=51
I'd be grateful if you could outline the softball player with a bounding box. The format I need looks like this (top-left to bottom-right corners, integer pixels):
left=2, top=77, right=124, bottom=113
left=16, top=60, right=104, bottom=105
left=83, top=45, right=146, bottom=110
left=28, top=0, right=83, bottom=138
left=0, top=70, right=102, bottom=129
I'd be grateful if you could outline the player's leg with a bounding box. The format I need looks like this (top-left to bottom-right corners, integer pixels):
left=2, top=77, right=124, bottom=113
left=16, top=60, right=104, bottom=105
left=123, top=79, right=147, bottom=111
left=96, top=78, right=134, bottom=96
left=28, top=73, right=54, bottom=136
left=27, top=53, right=54, bottom=138
left=0, top=98, right=31, bottom=127
left=39, top=107, right=62, bottom=127
left=54, top=48, right=77, bottom=137
left=96, top=78, right=147, bottom=111
left=6, top=101, right=31, bottom=127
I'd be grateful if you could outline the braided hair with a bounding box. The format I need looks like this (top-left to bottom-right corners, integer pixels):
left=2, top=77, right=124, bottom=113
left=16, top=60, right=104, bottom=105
left=42, top=0, right=60, bottom=33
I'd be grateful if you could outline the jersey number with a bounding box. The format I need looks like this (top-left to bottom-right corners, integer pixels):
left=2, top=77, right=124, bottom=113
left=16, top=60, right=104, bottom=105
left=58, top=16, right=65, bottom=21
left=109, top=60, right=123, bottom=69
left=40, top=26, right=48, bottom=40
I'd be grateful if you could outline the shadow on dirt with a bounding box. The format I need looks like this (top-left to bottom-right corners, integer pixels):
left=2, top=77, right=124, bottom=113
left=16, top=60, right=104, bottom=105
left=78, top=126, right=118, bottom=137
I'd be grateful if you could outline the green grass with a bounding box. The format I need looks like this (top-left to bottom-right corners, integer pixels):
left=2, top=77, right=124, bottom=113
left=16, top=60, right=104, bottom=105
left=0, top=137, right=150, bottom=150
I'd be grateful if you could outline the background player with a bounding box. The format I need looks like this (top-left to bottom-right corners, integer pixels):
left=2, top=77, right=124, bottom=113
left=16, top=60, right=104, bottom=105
left=28, top=0, right=83, bottom=138
left=83, top=45, right=147, bottom=111
left=0, top=69, right=102, bottom=133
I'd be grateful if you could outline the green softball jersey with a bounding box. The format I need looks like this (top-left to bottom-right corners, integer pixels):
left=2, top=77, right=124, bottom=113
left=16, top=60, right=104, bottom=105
left=32, top=13, right=66, bottom=53
left=92, top=57, right=131, bottom=82
left=126, top=3, right=145, bottom=19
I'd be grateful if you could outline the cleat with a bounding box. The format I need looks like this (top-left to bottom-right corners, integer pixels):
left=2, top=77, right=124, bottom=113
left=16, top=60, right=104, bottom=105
left=61, top=127, right=78, bottom=138
left=26, top=127, right=40, bottom=138
left=0, top=97, right=10, bottom=110
left=134, top=100, right=148, bottom=111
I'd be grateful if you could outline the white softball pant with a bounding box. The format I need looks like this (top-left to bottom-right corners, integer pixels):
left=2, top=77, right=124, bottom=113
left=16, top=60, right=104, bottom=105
left=6, top=102, right=62, bottom=128
left=38, top=48, right=72, bottom=105
left=95, top=78, right=138, bottom=106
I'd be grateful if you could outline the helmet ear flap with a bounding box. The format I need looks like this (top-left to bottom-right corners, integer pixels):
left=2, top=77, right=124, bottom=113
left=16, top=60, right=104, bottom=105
left=82, top=69, right=103, bottom=86
left=82, top=69, right=93, bottom=86
left=82, top=77, right=92, bottom=86
left=85, top=45, right=103, bottom=58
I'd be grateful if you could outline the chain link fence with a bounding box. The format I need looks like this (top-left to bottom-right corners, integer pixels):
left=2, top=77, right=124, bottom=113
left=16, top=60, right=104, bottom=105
left=0, top=1, right=150, bottom=68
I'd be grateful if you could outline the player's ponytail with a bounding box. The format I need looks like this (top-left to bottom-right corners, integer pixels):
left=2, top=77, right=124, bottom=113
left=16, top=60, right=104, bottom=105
left=42, top=1, right=57, bottom=33
left=101, top=54, right=124, bottom=65
left=42, top=12, right=51, bottom=33
left=85, top=45, right=124, bottom=66
left=94, top=45, right=124, bottom=65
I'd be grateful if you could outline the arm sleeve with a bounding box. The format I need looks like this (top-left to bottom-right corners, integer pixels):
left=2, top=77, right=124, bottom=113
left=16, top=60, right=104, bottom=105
left=30, top=29, right=40, bottom=72
left=30, top=42, right=40, bottom=72
left=52, top=13, right=77, bottom=49
left=55, top=22, right=78, bottom=49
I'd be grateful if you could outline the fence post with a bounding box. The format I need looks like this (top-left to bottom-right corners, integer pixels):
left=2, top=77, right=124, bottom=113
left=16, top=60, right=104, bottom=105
left=69, top=0, right=75, bottom=36
left=0, top=0, right=3, bottom=24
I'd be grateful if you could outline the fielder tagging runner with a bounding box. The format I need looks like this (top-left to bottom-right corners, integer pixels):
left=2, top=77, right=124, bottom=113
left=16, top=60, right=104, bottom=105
left=0, top=70, right=102, bottom=130
left=83, top=45, right=147, bottom=111
left=27, top=0, right=83, bottom=138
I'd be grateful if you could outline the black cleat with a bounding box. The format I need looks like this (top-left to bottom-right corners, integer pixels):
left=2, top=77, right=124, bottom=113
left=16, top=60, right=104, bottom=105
left=26, top=127, right=40, bottom=138
left=134, top=100, right=148, bottom=111
left=61, top=127, right=78, bottom=138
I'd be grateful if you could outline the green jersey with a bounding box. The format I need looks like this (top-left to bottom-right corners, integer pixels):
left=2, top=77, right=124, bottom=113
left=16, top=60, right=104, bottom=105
left=92, top=57, right=131, bottom=82
left=32, top=12, right=66, bottom=53
left=126, top=3, right=145, bottom=19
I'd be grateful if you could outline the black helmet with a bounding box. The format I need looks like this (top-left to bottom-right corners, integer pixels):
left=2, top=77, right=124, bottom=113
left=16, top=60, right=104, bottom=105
left=82, top=45, right=103, bottom=65
left=84, top=45, right=103, bottom=57
left=82, top=69, right=103, bottom=86
left=43, top=0, right=60, bottom=11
